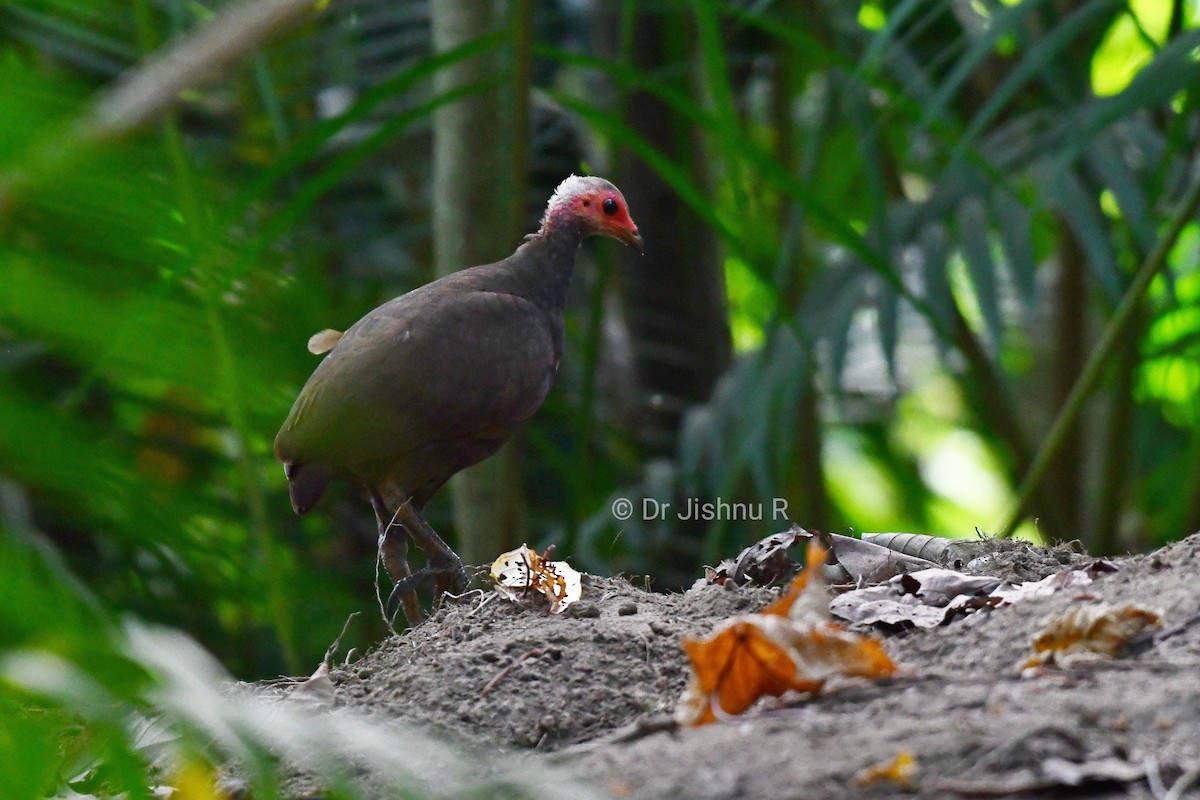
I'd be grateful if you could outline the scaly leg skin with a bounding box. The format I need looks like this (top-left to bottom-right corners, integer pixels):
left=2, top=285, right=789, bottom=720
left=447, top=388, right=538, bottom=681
left=390, top=500, right=470, bottom=599
left=371, top=492, right=424, bottom=628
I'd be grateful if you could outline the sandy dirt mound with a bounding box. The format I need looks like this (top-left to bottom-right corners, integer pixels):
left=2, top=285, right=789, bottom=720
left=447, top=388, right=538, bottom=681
left=331, top=575, right=779, bottom=750
left=268, top=533, right=1200, bottom=799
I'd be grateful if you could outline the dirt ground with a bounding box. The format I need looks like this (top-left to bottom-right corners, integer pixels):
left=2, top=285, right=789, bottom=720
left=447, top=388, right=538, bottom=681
left=265, top=532, right=1200, bottom=799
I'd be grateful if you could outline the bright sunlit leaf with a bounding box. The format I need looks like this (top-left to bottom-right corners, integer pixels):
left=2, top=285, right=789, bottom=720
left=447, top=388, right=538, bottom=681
left=858, top=2, right=886, bottom=31
left=1091, top=2, right=1173, bottom=96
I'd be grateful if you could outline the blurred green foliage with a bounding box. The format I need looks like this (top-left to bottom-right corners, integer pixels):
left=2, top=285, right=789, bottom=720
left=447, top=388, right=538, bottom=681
left=1, top=11, right=1200, bottom=798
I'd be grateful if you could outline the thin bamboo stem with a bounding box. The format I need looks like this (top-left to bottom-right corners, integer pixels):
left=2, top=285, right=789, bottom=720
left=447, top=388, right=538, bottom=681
left=999, top=172, right=1200, bottom=538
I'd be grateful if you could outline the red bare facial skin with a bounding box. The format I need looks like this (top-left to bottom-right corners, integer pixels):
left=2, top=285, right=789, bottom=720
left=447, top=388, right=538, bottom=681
left=541, top=179, right=643, bottom=253
left=576, top=192, right=643, bottom=252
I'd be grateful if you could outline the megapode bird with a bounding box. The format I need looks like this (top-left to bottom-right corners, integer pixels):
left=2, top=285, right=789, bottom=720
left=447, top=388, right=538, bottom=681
left=275, top=176, right=642, bottom=625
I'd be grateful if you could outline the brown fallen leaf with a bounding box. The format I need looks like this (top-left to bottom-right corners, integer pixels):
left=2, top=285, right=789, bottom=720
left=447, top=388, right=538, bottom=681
left=830, top=567, right=1002, bottom=629
left=852, top=751, right=917, bottom=788
left=702, top=527, right=808, bottom=587
left=898, top=568, right=1003, bottom=604
left=831, top=562, right=1124, bottom=630
left=677, top=542, right=896, bottom=725
left=1025, top=603, right=1161, bottom=669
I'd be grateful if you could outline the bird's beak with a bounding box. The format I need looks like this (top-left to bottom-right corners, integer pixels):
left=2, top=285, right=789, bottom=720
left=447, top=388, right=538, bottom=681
left=616, top=226, right=644, bottom=254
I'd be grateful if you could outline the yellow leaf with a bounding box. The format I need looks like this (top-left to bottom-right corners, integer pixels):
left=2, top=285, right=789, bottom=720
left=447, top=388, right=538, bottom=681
left=1026, top=603, right=1160, bottom=668
left=167, top=757, right=227, bottom=800
left=852, top=751, right=917, bottom=788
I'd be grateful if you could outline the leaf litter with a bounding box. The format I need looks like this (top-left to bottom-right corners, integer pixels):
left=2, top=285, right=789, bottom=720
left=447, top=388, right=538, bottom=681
left=239, top=531, right=1200, bottom=799
left=677, top=542, right=896, bottom=725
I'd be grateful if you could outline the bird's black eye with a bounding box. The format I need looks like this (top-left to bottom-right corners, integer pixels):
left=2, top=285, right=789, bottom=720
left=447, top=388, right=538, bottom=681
left=603, top=197, right=619, bottom=216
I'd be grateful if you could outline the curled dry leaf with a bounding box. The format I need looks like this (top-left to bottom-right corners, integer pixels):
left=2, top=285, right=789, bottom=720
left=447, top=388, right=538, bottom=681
left=1025, top=603, right=1161, bottom=669
left=898, top=569, right=1003, bottom=604
left=852, top=751, right=918, bottom=788
left=824, top=533, right=938, bottom=583
left=490, top=544, right=582, bottom=614
left=676, top=542, right=896, bottom=725
left=701, top=527, right=808, bottom=587
left=831, top=568, right=1002, bottom=629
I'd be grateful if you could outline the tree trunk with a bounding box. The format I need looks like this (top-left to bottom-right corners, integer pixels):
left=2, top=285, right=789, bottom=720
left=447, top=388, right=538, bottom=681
left=608, top=7, right=732, bottom=454
left=1049, top=217, right=1088, bottom=544
left=431, top=0, right=524, bottom=566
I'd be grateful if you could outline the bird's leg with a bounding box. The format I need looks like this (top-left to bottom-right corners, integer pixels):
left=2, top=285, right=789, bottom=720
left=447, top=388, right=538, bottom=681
left=370, top=492, right=424, bottom=627
left=391, top=501, right=470, bottom=598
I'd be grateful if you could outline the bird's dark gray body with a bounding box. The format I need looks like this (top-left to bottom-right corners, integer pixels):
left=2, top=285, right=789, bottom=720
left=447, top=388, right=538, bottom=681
left=274, top=224, right=583, bottom=514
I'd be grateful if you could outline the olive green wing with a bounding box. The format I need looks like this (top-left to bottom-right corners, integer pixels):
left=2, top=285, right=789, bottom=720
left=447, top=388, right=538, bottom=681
left=275, top=289, right=557, bottom=472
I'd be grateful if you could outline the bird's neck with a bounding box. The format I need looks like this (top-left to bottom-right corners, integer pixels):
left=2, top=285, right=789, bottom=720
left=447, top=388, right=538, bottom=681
left=511, top=223, right=583, bottom=313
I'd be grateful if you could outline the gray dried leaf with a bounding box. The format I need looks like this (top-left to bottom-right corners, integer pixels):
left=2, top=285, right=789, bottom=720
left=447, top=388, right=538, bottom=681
left=898, top=569, right=1003, bottom=605
left=991, top=569, right=1095, bottom=605
left=830, top=590, right=951, bottom=629
left=830, top=568, right=1004, bottom=628
left=826, top=533, right=939, bottom=583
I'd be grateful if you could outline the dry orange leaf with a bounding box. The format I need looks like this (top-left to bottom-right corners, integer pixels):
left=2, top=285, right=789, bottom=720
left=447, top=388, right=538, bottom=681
left=761, top=541, right=828, bottom=618
left=852, top=751, right=917, bottom=788
left=1026, top=603, right=1160, bottom=668
left=679, top=615, right=824, bottom=725
left=786, top=624, right=897, bottom=683
left=677, top=541, right=896, bottom=726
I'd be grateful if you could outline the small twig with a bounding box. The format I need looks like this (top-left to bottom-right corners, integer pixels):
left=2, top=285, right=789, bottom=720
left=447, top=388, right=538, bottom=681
left=551, top=715, right=678, bottom=758
left=375, top=544, right=397, bottom=636
left=930, top=776, right=1058, bottom=797
left=1165, top=761, right=1200, bottom=800
left=1147, top=758, right=1167, bottom=800
left=464, top=591, right=499, bottom=617
left=480, top=648, right=546, bottom=698
left=1155, top=611, right=1200, bottom=645
left=322, top=611, right=360, bottom=668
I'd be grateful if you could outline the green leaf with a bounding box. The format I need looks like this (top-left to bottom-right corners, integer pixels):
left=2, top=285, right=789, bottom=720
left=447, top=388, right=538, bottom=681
left=1062, top=28, right=1200, bottom=168
left=993, top=191, right=1037, bottom=308
left=1086, top=135, right=1155, bottom=254
left=957, top=196, right=1005, bottom=350
left=920, top=0, right=1053, bottom=132
left=1052, top=170, right=1122, bottom=298
left=956, top=0, right=1124, bottom=159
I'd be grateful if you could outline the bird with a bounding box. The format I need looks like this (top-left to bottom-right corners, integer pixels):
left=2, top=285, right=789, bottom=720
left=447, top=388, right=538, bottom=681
left=274, top=175, right=642, bottom=626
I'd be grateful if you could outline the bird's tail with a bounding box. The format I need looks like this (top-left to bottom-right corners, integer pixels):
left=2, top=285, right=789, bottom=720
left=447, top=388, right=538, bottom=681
left=283, top=461, right=333, bottom=515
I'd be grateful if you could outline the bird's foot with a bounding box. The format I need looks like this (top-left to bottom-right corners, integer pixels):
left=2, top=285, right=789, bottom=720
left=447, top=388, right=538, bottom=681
left=386, top=554, right=470, bottom=615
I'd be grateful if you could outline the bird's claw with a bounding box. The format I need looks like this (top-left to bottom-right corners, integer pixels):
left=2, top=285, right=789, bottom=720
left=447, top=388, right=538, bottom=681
left=386, top=556, right=469, bottom=620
